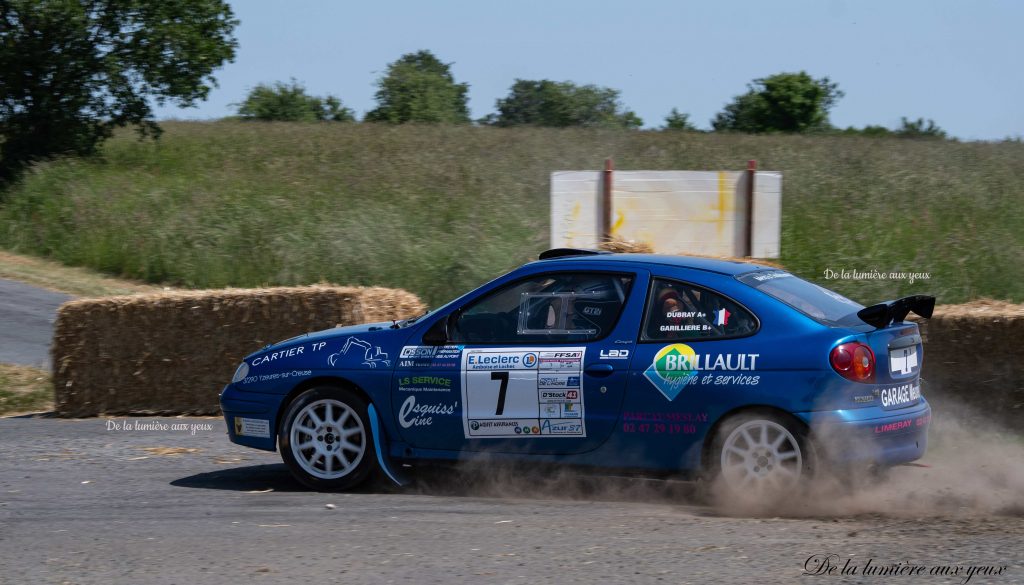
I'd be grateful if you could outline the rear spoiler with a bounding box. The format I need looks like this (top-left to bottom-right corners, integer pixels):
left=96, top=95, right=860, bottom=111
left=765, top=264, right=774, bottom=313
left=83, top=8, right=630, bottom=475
left=857, top=295, right=935, bottom=329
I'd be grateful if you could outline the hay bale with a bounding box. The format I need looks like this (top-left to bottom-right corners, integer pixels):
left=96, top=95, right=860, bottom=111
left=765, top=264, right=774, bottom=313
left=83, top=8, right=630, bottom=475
left=598, top=239, right=655, bottom=254
left=597, top=238, right=784, bottom=269
left=916, top=300, right=1024, bottom=427
left=52, top=286, right=425, bottom=417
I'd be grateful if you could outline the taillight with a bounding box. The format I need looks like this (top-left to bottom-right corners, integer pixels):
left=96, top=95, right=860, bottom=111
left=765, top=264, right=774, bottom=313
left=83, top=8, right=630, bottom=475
left=831, top=342, right=875, bottom=383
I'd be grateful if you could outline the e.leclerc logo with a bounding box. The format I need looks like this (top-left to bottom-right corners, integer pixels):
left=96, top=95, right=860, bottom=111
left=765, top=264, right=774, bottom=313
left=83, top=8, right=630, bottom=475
left=644, top=344, right=699, bottom=401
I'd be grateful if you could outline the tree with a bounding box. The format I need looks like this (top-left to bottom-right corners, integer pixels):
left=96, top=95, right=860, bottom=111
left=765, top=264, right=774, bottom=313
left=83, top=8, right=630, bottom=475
left=365, top=50, right=470, bottom=124
left=712, top=71, right=843, bottom=133
left=236, top=80, right=355, bottom=122
left=0, top=0, right=238, bottom=186
left=487, top=80, right=643, bottom=129
left=663, top=108, right=697, bottom=131
left=895, top=117, right=947, bottom=139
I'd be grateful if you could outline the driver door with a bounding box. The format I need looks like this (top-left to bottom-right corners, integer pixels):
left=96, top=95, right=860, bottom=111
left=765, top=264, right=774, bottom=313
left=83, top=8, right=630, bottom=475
left=392, top=268, right=648, bottom=455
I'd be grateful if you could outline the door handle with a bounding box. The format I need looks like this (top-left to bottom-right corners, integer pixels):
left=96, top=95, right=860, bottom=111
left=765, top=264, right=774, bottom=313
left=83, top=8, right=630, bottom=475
left=584, top=363, right=615, bottom=377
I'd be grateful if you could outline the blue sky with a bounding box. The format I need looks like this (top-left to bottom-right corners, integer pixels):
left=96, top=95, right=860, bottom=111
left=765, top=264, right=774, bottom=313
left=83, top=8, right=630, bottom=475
left=154, top=0, right=1024, bottom=140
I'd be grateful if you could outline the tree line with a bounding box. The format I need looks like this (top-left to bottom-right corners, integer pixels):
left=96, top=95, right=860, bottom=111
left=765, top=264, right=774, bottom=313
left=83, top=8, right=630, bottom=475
left=237, top=50, right=948, bottom=141
left=0, top=1, right=948, bottom=189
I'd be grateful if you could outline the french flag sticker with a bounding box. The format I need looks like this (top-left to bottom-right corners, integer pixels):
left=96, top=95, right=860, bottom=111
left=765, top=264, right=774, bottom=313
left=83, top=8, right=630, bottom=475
left=714, top=308, right=731, bottom=326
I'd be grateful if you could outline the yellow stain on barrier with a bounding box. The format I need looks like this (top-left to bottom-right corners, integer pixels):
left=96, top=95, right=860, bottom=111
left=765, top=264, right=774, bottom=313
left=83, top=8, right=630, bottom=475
left=565, top=201, right=582, bottom=246
left=611, top=210, right=625, bottom=236
left=714, top=171, right=735, bottom=238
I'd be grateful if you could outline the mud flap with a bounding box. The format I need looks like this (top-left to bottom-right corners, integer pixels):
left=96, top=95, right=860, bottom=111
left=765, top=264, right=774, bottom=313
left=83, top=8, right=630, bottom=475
left=368, top=404, right=407, bottom=487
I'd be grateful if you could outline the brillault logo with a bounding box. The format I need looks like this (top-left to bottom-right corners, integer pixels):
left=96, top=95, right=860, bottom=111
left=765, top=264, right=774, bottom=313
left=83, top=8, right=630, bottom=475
left=644, top=344, right=699, bottom=401
left=644, top=343, right=760, bottom=401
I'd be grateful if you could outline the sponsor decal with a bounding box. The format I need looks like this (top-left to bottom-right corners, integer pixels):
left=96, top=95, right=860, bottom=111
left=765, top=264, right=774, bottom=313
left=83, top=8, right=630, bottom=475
left=643, top=344, right=760, bottom=401
left=466, top=352, right=539, bottom=370
left=750, top=271, right=792, bottom=282
left=462, top=347, right=586, bottom=438
left=622, top=411, right=709, bottom=423
left=879, top=381, right=921, bottom=409
left=240, top=369, right=313, bottom=385
left=540, top=419, right=583, bottom=434
left=853, top=394, right=877, bottom=404
left=599, top=349, right=630, bottom=360
left=541, top=403, right=561, bottom=418
left=234, top=417, right=270, bottom=438
left=621, top=411, right=707, bottom=434
left=874, top=419, right=913, bottom=434
left=251, top=345, right=304, bottom=367
left=250, top=341, right=329, bottom=368
left=397, top=375, right=453, bottom=393
left=328, top=337, right=390, bottom=368
left=538, top=374, right=580, bottom=389
left=397, top=345, right=463, bottom=368
left=400, top=346, right=438, bottom=359
left=397, top=396, right=458, bottom=428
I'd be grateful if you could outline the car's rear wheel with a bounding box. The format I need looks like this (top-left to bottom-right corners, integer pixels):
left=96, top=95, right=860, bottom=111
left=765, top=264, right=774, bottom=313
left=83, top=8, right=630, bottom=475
left=708, top=411, right=814, bottom=501
left=278, top=386, right=377, bottom=491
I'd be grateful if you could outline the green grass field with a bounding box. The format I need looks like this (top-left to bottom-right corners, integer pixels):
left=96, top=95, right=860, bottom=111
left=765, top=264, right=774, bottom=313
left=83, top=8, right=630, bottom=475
left=1, top=121, right=1021, bottom=307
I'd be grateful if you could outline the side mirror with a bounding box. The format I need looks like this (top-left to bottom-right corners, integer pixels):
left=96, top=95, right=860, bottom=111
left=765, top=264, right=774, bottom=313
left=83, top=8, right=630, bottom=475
left=422, top=314, right=451, bottom=345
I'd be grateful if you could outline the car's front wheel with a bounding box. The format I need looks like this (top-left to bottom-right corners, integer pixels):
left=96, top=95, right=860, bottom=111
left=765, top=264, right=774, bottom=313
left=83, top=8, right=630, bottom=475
left=708, top=411, right=814, bottom=501
left=278, top=386, right=377, bottom=491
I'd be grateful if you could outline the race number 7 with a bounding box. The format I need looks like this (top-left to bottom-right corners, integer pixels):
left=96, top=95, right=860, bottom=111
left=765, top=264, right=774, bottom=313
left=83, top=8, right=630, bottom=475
left=491, top=371, right=509, bottom=415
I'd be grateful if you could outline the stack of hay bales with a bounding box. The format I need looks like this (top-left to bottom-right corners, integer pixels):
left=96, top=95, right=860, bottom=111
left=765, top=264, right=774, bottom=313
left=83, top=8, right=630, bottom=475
left=52, top=286, right=425, bottom=417
left=915, top=300, right=1024, bottom=427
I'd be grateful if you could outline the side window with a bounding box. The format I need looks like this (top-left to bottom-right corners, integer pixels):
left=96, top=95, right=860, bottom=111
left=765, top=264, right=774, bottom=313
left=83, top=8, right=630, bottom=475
left=642, top=278, right=757, bottom=341
left=451, top=273, right=634, bottom=344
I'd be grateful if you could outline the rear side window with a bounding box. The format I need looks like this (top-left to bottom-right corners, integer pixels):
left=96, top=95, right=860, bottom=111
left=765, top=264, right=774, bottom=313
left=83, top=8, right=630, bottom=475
left=642, top=278, right=758, bottom=341
left=737, top=271, right=863, bottom=326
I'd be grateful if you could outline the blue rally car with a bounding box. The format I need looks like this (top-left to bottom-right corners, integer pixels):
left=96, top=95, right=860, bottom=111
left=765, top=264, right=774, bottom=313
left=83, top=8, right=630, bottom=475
left=220, top=249, right=934, bottom=495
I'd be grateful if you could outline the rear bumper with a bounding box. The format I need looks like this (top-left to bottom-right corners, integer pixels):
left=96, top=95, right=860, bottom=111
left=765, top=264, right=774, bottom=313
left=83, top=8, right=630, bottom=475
left=795, top=398, right=931, bottom=467
left=220, top=384, right=280, bottom=452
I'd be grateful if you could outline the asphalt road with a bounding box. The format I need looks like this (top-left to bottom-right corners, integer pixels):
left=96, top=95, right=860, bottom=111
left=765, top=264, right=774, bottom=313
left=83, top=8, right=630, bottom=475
left=0, top=278, right=72, bottom=368
left=0, top=416, right=1020, bottom=585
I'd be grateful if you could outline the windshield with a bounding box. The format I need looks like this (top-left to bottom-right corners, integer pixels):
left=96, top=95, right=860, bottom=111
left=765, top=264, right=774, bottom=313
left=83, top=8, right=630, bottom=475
left=737, top=270, right=864, bottom=326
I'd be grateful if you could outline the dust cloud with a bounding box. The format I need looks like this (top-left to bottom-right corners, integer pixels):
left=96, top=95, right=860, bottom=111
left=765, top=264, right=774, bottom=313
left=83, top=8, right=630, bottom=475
left=403, top=396, right=1024, bottom=519
left=711, top=395, right=1024, bottom=518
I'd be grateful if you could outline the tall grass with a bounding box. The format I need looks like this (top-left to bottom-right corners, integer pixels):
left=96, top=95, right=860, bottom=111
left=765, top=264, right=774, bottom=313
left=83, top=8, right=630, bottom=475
left=1, top=121, right=1021, bottom=307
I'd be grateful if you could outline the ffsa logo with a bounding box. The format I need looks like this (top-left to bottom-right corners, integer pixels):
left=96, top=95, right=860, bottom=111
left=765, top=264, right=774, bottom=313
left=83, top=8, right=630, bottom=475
left=600, top=349, right=630, bottom=360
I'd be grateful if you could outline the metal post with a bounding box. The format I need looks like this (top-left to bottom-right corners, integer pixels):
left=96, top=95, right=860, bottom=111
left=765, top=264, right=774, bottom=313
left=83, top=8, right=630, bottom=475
left=744, top=159, right=757, bottom=257
left=601, top=158, right=614, bottom=243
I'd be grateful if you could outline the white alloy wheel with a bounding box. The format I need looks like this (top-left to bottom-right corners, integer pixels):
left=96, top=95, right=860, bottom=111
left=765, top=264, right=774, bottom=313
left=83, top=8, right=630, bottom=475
left=290, top=398, right=366, bottom=480
left=719, top=419, right=803, bottom=494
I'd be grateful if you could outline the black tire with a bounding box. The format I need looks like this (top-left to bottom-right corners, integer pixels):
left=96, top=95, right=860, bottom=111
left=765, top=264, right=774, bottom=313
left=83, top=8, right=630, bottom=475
left=704, top=410, right=816, bottom=502
left=278, top=385, right=378, bottom=491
